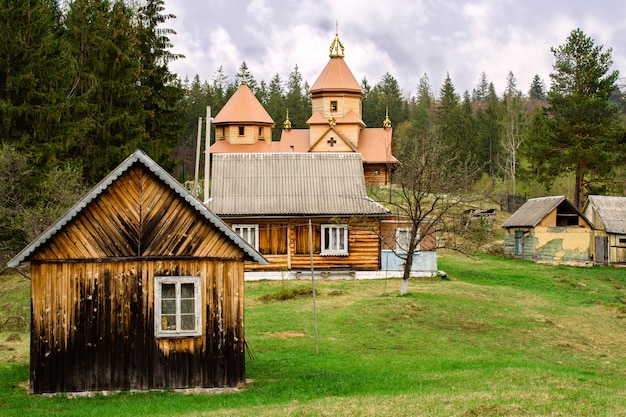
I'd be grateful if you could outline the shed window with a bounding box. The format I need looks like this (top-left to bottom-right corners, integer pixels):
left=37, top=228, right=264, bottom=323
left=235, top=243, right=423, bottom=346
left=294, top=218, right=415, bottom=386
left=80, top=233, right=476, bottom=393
left=396, top=227, right=419, bottom=252
left=238, top=126, right=245, bottom=136
left=154, top=276, right=202, bottom=338
left=321, top=224, right=348, bottom=256
left=233, top=224, right=259, bottom=250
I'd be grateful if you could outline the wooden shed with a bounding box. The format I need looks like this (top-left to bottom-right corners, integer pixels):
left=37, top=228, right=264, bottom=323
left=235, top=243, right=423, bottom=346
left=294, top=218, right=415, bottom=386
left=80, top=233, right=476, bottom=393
left=8, top=150, right=267, bottom=394
left=502, top=196, right=594, bottom=265
left=206, top=153, right=391, bottom=274
left=585, top=195, right=626, bottom=265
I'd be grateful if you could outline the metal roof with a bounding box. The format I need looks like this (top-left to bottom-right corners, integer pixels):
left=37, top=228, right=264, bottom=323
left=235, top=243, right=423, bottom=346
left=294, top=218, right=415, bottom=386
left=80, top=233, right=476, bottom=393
left=8, top=150, right=268, bottom=267
left=207, top=153, right=389, bottom=216
left=310, top=56, right=362, bottom=94
left=586, top=195, right=626, bottom=234
left=502, top=196, right=569, bottom=228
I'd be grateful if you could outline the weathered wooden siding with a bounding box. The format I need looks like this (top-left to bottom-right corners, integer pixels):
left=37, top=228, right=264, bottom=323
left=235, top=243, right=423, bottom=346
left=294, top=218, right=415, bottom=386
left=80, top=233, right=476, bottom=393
left=363, top=163, right=392, bottom=186
left=26, top=163, right=250, bottom=393
left=30, top=259, right=245, bottom=393
left=609, top=234, right=626, bottom=264
left=31, top=165, right=244, bottom=261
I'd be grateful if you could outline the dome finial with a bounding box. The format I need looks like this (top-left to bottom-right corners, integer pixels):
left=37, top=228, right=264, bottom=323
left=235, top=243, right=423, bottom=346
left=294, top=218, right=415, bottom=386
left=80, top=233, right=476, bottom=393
left=383, top=107, right=392, bottom=128
left=283, top=109, right=292, bottom=130
left=329, top=21, right=345, bottom=57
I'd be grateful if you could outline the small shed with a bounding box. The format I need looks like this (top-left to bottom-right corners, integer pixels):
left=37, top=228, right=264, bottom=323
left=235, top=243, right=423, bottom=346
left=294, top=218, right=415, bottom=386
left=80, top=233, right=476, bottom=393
left=502, top=196, right=594, bottom=265
left=8, top=150, right=267, bottom=394
left=585, top=195, right=626, bottom=265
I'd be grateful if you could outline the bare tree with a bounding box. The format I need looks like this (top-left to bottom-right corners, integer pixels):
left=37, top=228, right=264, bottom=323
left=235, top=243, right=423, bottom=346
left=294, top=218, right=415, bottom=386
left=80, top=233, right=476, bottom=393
left=371, top=132, right=483, bottom=295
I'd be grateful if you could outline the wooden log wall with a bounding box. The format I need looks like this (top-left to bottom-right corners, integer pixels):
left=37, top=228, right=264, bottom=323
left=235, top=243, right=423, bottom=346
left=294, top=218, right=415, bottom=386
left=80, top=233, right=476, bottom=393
left=241, top=218, right=381, bottom=271
left=30, top=258, right=245, bottom=393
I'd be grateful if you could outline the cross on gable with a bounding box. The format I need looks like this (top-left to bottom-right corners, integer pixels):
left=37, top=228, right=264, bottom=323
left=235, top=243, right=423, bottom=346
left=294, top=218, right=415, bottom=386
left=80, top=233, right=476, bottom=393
left=327, top=137, right=336, bottom=147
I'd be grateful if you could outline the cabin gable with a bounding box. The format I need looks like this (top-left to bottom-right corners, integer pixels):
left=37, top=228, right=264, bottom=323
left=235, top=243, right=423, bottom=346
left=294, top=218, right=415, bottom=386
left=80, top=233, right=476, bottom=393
left=29, top=165, right=244, bottom=262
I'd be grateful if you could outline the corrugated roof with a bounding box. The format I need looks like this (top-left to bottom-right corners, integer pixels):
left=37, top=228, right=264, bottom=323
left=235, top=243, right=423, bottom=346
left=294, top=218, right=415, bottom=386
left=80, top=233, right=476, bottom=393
left=207, top=153, right=389, bottom=216
left=310, top=57, right=361, bottom=94
left=212, top=82, right=274, bottom=125
left=7, top=150, right=268, bottom=267
left=501, top=196, right=566, bottom=228
left=587, top=195, right=626, bottom=234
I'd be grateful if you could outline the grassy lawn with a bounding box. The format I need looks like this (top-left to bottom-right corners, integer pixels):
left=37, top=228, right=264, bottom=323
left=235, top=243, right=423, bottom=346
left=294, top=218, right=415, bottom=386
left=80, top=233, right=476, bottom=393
left=2, top=254, right=626, bottom=416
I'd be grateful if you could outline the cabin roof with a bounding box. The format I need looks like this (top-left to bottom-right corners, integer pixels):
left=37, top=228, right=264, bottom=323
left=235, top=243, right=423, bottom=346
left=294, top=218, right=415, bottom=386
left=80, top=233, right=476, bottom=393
left=587, top=195, right=626, bottom=234
left=207, top=153, right=389, bottom=216
left=501, top=196, right=591, bottom=228
left=8, top=150, right=268, bottom=267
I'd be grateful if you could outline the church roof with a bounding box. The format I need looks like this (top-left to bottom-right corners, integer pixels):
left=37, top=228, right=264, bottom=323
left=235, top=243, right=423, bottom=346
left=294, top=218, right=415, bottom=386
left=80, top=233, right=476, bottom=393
left=310, top=57, right=361, bottom=94
left=358, top=128, right=398, bottom=164
left=212, top=82, right=274, bottom=126
left=210, top=139, right=280, bottom=153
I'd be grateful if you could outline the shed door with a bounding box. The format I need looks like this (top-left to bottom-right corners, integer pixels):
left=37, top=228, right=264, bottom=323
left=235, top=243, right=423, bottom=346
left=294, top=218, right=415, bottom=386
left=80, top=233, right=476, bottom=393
left=514, top=231, right=523, bottom=256
left=595, top=236, right=608, bottom=264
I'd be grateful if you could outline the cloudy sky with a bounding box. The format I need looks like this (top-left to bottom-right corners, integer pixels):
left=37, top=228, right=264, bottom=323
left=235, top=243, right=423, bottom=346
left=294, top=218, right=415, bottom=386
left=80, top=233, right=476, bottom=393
left=164, top=0, right=626, bottom=97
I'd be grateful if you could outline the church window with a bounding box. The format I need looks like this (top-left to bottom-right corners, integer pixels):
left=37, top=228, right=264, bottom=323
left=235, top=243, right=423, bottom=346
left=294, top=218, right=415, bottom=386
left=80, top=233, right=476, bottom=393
left=238, top=126, right=245, bottom=136
left=330, top=101, right=337, bottom=112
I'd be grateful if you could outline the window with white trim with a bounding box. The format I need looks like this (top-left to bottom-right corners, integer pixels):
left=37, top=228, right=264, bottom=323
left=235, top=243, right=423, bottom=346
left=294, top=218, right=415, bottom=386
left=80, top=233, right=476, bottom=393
left=321, top=224, right=348, bottom=256
left=232, top=224, right=259, bottom=250
left=396, top=227, right=419, bottom=252
left=154, top=276, right=202, bottom=338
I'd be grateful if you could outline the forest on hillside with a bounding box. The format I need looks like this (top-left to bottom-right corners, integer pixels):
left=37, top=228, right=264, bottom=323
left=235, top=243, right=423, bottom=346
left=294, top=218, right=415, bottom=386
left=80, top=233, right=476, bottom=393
left=1, top=0, right=626, bottom=264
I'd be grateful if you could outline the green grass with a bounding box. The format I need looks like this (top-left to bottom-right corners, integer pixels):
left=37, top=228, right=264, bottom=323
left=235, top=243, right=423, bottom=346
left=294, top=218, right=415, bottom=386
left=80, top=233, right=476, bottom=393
left=2, top=254, right=626, bottom=416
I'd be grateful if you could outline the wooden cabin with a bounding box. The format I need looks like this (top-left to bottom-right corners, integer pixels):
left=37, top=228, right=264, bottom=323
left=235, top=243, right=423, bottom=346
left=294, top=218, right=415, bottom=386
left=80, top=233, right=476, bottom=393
left=502, top=196, right=594, bottom=265
left=207, top=153, right=392, bottom=274
left=585, top=195, right=626, bottom=265
left=8, top=150, right=267, bottom=394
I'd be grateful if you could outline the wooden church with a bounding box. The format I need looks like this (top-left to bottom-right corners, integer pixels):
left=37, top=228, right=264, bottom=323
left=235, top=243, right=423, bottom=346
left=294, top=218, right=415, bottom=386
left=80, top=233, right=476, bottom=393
left=209, top=30, right=398, bottom=186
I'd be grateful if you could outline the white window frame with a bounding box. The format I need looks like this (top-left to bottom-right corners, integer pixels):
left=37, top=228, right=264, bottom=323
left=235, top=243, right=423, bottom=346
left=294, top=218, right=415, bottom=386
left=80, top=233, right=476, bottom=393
left=321, top=224, right=349, bottom=256
left=232, top=224, right=259, bottom=251
left=154, top=276, right=202, bottom=338
left=396, top=227, right=419, bottom=253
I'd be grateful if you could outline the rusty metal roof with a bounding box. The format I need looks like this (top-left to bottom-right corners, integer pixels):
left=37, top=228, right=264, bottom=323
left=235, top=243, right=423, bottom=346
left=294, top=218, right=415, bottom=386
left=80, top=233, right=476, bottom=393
left=586, top=195, right=626, bottom=234
left=207, top=153, right=389, bottom=216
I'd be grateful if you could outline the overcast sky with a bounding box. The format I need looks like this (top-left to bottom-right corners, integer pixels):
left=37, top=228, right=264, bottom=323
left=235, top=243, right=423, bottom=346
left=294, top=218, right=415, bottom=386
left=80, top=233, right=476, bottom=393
left=164, top=0, right=626, bottom=98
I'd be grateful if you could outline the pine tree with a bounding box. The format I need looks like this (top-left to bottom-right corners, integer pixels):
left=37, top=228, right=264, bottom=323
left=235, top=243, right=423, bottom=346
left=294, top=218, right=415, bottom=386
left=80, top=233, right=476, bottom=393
left=64, top=0, right=146, bottom=183
left=266, top=74, right=285, bottom=141
left=284, top=65, right=310, bottom=129
left=0, top=0, right=75, bottom=168
left=528, top=74, right=547, bottom=101
left=136, top=0, right=185, bottom=171
left=532, top=28, right=623, bottom=209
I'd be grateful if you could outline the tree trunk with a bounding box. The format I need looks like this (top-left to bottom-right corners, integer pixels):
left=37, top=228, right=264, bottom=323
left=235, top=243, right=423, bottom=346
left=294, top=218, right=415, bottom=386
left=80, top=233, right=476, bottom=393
left=400, top=278, right=408, bottom=296
left=400, top=251, right=414, bottom=295
left=574, top=164, right=585, bottom=211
